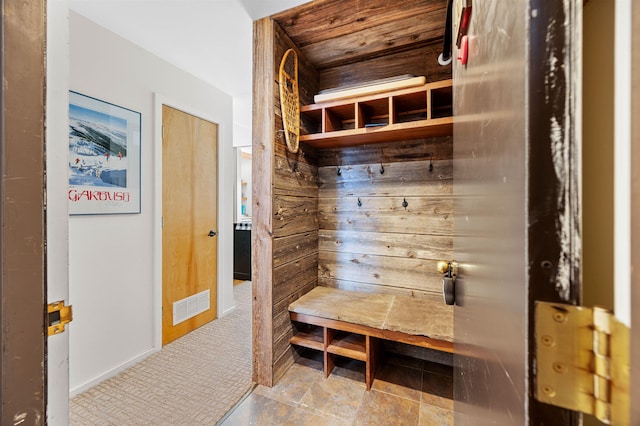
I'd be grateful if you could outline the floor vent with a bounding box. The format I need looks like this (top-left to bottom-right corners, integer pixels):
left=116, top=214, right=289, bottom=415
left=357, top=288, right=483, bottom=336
left=173, top=289, right=210, bottom=326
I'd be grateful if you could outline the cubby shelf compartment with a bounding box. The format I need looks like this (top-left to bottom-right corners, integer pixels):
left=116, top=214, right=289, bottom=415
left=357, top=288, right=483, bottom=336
left=300, top=79, right=453, bottom=149
left=290, top=313, right=381, bottom=390
left=326, top=331, right=367, bottom=361
left=290, top=326, right=324, bottom=351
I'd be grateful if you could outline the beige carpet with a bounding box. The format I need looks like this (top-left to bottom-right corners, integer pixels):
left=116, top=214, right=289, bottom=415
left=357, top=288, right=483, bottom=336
left=70, top=281, right=252, bottom=425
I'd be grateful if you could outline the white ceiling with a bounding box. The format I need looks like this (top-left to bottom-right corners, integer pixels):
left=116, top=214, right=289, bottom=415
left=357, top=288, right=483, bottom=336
left=68, top=0, right=310, bottom=138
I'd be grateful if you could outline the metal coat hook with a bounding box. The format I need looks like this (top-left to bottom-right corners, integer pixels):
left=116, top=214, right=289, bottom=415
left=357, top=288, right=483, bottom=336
left=402, top=198, right=409, bottom=209
left=357, top=197, right=362, bottom=207
left=337, top=166, right=342, bottom=176
left=380, top=163, right=385, bottom=174
left=429, top=153, right=434, bottom=172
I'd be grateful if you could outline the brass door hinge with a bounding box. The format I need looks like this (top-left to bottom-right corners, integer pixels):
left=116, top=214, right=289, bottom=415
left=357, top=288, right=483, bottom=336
left=535, top=301, right=629, bottom=425
left=48, top=301, right=73, bottom=336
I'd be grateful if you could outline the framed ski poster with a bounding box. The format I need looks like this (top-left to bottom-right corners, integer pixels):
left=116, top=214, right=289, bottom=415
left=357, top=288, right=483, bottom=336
left=68, top=91, right=141, bottom=215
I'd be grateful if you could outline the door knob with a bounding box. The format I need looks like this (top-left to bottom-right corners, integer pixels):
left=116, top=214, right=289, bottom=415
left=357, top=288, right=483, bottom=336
left=437, top=260, right=450, bottom=274
left=208, top=230, right=217, bottom=237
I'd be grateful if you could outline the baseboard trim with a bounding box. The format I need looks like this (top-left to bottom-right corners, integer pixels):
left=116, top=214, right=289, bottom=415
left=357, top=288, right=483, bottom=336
left=218, top=303, right=238, bottom=318
left=69, top=347, right=160, bottom=398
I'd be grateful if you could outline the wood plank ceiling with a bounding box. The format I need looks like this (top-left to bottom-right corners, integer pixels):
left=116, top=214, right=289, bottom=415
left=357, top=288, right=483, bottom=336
left=272, top=0, right=449, bottom=71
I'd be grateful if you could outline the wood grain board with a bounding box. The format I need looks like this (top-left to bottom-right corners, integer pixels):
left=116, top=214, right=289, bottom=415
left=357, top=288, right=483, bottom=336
left=274, top=154, right=318, bottom=196
left=273, top=194, right=319, bottom=238
left=319, top=42, right=452, bottom=91
left=316, top=136, right=452, bottom=167
left=252, top=18, right=276, bottom=387
left=318, top=251, right=443, bottom=295
left=273, top=231, right=319, bottom=268
left=318, top=277, right=436, bottom=299
left=319, top=230, right=452, bottom=260
left=318, top=197, right=453, bottom=235
left=302, top=12, right=444, bottom=70
left=300, top=117, right=452, bottom=148
left=318, top=159, right=453, bottom=197
left=273, top=279, right=316, bottom=348
left=274, top=253, right=318, bottom=305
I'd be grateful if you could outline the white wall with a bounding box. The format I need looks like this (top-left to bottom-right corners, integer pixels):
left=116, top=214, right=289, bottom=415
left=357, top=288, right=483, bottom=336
left=615, top=0, right=632, bottom=326
left=233, top=94, right=253, bottom=148
left=69, top=11, right=235, bottom=395
left=47, top=1, right=70, bottom=423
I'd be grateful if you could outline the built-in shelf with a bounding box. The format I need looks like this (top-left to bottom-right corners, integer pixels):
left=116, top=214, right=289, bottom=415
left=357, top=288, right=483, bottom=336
left=290, top=318, right=378, bottom=389
left=300, top=79, right=452, bottom=149
left=290, top=327, right=324, bottom=351
left=327, top=331, right=367, bottom=361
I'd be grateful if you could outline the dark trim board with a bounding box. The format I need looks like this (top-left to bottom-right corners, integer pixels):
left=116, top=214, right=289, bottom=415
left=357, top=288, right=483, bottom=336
left=528, top=1, right=581, bottom=423
left=0, top=0, right=47, bottom=423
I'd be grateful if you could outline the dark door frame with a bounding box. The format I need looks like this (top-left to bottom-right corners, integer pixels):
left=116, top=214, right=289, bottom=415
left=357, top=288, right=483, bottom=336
left=527, top=1, right=581, bottom=423
left=0, top=0, right=47, bottom=424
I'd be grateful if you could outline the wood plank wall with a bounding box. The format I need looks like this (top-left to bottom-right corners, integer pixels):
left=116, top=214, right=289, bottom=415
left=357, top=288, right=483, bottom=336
left=316, top=137, right=453, bottom=299
left=318, top=42, right=451, bottom=92
left=253, top=19, right=321, bottom=386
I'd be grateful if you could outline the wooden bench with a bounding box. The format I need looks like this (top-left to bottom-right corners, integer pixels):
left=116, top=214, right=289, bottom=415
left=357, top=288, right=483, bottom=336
left=288, top=286, right=453, bottom=390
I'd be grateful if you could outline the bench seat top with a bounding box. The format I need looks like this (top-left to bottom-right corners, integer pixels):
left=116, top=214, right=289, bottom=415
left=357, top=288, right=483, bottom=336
left=289, top=286, right=453, bottom=343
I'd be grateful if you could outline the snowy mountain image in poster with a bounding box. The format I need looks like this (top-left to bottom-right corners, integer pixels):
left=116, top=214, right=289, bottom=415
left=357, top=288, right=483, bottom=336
left=69, top=103, right=128, bottom=188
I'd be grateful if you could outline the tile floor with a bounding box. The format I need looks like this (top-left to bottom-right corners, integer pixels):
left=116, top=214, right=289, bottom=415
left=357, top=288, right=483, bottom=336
left=220, top=350, right=453, bottom=425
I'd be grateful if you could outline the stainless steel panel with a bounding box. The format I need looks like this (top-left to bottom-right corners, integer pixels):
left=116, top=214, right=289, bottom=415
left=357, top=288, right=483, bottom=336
left=453, top=1, right=581, bottom=424
left=453, top=2, right=528, bottom=423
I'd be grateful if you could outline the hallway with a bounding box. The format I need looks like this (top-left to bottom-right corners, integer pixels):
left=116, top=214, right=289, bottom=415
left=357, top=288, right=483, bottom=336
left=70, top=282, right=252, bottom=425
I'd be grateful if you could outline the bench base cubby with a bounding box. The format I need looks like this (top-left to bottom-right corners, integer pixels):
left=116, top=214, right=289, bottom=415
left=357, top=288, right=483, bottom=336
left=290, top=311, right=453, bottom=390
left=290, top=317, right=380, bottom=390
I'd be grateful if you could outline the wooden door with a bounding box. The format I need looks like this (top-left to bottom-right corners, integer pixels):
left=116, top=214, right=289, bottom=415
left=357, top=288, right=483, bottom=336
left=453, top=1, right=581, bottom=424
left=162, top=105, right=218, bottom=345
